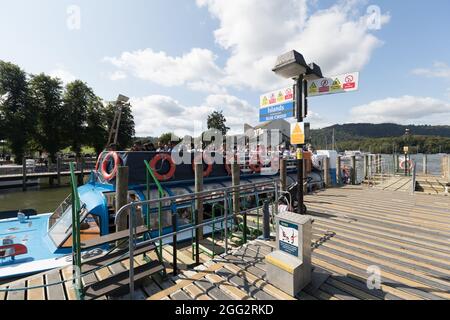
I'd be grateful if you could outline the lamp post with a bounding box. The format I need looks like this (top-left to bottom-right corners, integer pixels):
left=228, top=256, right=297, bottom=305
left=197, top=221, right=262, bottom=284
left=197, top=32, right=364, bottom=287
left=272, top=51, right=322, bottom=214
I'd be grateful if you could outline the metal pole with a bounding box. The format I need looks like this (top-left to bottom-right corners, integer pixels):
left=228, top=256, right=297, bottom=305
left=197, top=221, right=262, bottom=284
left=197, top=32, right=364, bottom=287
left=129, top=205, right=135, bottom=300
left=194, top=209, right=200, bottom=265
left=295, top=75, right=304, bottom=214
left=57, top=155, right=61, bottom=186
left=404, top=152, right=408, bottom=177
left=172, top=211, right=177, bottom=276
left=351, top=156, right=357, bottom=185
left=223, top=191, right=229, bottom=254
left=195, top=163, right=204, bottom=240
left=280, top=158, right=287, bottom=192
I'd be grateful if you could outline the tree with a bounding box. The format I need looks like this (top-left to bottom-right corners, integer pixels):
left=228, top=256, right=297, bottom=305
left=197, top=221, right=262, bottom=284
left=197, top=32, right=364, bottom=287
left=158, top=132, right=174, bottom=146
left=86, top=97, right=108, bottom=155
left=0, top=61, right=35, bottom=164
left=62, top=80, right=95, bottom=157
left=29, top=73, right=65, bottom=162
left=104, top=101, right=135, bottom=150
left=207, top=110, right=230, bottom=136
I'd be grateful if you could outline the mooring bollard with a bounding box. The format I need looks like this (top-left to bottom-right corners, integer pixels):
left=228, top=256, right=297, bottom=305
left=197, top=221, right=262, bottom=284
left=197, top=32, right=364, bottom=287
left=262, top=200, right=270, bottom=240
left=423, top=154, right=428, bottom=175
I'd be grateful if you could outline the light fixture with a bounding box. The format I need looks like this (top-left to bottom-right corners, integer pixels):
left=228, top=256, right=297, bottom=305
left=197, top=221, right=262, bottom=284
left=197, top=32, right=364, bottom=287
left=117, top=94, right=130, bottom=104
left=304, top=63, right=323, bottom=80
left=272, top=50, right=308, bottom=80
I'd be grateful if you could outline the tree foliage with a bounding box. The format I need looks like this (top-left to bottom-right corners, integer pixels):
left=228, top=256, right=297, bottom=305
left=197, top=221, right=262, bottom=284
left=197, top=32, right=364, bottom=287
left=62, top=80, right=96, bottom=156
left=0, top=61, right=35, bottom=164
left=29, top=73, right=65, bottom=162
left=207, top=110, right=230, bottom=136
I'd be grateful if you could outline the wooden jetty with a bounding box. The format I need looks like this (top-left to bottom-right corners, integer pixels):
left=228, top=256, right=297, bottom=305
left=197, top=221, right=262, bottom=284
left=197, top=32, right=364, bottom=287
left=1, top=186, right=449, bottom=300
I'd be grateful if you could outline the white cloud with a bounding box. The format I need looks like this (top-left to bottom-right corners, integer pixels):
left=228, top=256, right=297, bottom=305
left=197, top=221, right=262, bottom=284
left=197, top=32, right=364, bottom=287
left=198, top=0, right=390, bottom=91
left=109, top=71, right=127, bottom=81
left=412, top=62, right=450, bottom=79
left=350, top=95, right=450, bottom=125
left=49, top=66, right=76, bottom=84
left=131, top=94, right=257, bottom=137
left=104, top=48, right=225, bottom=92
left=105, top=0, right=389, bottom=93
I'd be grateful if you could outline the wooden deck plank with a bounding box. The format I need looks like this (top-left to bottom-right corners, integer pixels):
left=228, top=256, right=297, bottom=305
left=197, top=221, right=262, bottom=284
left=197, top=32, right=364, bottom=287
left=61, top=266, right=78, bottom=300
left=27, top=276, right=46, bottom=300
left=45, top=271, right=66, bottom=300
left=6, top=281, right=26, bottom=300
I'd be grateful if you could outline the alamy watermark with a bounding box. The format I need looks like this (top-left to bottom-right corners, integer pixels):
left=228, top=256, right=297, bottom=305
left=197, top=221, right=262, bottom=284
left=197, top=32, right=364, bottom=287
left=67, top=5, right=81, bottom=31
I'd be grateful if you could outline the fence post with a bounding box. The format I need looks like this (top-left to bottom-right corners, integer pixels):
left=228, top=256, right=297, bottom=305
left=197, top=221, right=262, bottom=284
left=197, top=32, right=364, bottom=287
left=351, top=156, right=357, bottom=185
left=280, top=158, right=287, bottom=192
left=323, top=157, right=330, bottom=188
left=22, top=157, right=27, bottom=191
left=57, top=155, right=61, bottom=186
left=262, top=201, right=270, bottom=240
left=364, top=155, right=369, bottom=179
left=336, top=156, right=342, bottom=185
left=195, top=162, right=204, bottom=240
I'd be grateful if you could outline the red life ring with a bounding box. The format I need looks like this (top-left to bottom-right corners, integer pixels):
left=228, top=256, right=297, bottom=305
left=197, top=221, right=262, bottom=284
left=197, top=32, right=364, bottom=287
left=192, top=153, right=213, bottom=177
left=95, top=152, right=105, bottom=171
left=150, top=153, right=176, bottom=181
left=400, top=159, right=413, bottom=170
left=101, top=152, right=121, bottom=181
left=224, top=152, right=238, bottom=175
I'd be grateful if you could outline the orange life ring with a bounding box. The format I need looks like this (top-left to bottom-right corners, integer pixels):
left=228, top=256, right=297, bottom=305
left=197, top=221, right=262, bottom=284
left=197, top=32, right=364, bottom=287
left=400, top=159, right=413, bottom=170
left=101, top=152, right=121, bottom=181
left=192, top=153, right=213, bottom=177
left=150, top=153, right=176, bottom=181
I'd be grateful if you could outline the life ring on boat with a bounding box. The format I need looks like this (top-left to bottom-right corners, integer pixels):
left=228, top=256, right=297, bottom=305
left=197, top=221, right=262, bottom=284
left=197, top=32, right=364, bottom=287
left=101, top=151, right=121, bottom=181
left=94, top=152, right=105, bottom=171
left=400, top=159, right=413, bottom=170
left=192, top=153, right=213, bottom=177
left=150, top=153, right=176, bottom=181
left=224, top=152, right=238, bottom=175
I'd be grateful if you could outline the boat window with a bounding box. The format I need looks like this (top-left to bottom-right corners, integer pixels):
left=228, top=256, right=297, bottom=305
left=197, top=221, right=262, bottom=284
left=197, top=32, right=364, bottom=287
left=47, top=198, right=89, bottom=247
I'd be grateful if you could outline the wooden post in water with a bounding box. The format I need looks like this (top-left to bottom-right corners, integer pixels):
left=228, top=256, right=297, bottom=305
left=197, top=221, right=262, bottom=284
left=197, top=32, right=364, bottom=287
left=115, top=166, right=129, bottom=234
left=57, top=155, right=61, bottom=186
left=323, top=157, right=330, bottom=188
left=336, top=156, right=342, bottom=185
left=195, top=163, right=204, bottom=240
left=280, top=158, right=287, bottom=192
left=77, top=157, right=84, bottom=186
left=423, top=154, right=428, bottom=175
left=22, top=157, right=27, bottom=191
left=351, top=155, right=357, bottom=185
left=231, top=162, right=240, bottom=218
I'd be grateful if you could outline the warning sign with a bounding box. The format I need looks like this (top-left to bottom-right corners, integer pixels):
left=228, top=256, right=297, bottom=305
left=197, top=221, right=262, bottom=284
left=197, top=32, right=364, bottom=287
left=291, top=122, right=305, bottom=145
left=331, top=78, right=342, bottom=92
left=260, top=86, right=295, bottom=122
left=309, top=82, right=318, bottom=94
left=307, top=72, right=359, bottom=97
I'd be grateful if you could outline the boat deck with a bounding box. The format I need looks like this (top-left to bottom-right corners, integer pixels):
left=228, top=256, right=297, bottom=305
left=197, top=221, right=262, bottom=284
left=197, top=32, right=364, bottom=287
left=1, top=186, right=449, bottom=300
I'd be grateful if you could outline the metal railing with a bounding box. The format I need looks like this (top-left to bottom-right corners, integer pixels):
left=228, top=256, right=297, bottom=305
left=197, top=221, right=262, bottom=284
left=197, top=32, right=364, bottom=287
left=114, top=179, right=279, bottom=300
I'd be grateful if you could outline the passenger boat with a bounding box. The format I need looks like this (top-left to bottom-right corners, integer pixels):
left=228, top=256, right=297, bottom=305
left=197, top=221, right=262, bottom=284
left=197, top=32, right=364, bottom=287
left=0, top=151, right=323, bottom=280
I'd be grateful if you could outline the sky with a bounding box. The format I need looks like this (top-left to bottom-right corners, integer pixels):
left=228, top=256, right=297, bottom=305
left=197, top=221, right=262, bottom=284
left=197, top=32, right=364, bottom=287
left=1, top=0, right=450, bottom=137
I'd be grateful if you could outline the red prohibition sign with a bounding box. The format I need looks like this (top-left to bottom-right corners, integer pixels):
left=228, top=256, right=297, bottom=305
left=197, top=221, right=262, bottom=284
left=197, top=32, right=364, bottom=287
left=345, top=75, right=354, bottom=83
left=321, top=79, right=329, bottom=86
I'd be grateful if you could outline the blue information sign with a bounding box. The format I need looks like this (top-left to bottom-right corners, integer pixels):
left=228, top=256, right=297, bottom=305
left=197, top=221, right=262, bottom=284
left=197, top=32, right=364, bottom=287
left=279, top=220, right=299, bottom=257
left=259, top=101, right=294, bottom=122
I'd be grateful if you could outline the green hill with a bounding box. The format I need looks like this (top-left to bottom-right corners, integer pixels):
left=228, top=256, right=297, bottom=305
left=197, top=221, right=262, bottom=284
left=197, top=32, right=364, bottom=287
left=310, top=123, right=450, bottom=153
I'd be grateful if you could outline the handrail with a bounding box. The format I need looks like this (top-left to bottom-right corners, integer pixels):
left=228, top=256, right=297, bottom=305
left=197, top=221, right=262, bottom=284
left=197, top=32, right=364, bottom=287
left=69, top=162, right=83, bottom=300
